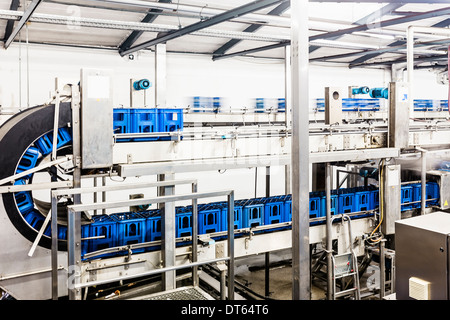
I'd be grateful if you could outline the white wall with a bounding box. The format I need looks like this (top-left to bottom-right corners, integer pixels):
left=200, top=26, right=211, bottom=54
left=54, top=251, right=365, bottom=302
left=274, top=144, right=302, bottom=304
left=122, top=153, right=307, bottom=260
left=0, top=43, right=448, bottom=207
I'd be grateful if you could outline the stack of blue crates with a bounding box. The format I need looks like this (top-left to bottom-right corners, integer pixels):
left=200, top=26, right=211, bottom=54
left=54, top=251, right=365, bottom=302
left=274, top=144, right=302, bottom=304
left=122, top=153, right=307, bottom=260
left=315, top=98, right=381, bottom=112
left=79, top=181, right=441, bottom=260
left=113, top=108, right=183, bottom=141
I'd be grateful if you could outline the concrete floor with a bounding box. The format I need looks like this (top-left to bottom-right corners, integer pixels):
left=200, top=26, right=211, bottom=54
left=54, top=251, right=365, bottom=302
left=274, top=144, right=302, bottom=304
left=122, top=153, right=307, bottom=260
left=235, top=263, right=327, bottom=300
left=233, top=249, right=381, bottom=301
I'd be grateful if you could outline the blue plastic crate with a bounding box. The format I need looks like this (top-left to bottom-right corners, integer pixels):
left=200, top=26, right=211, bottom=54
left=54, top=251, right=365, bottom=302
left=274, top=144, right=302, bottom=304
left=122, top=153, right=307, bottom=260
left=277, top=98, right=286, bottom=113
left=112, top=212, right=146, bottom=251
left=35, top=127, right=72, bottom=156
left=16, top=146, right=40, bottom=179
left=371, top=189, right=380, bottom=209
left=260, top=196, right=285, bottom=225
left=15, top=191, right=34, bottom=214
left=354, top=189, right=371, bottom=212
left=176, top=209, right=192, bottom=238
left=309, top=196, right=321, bottom=218
left=81, top=225, right=90, bottom=258
left=255, top=98, right=265, bottom=113
left=410, top=183, right=422, bottom=208
left=113, top=109, right=131, bottom=134
left=319, top=194, right=337, bottom=217
left=198, top=206, right=221, bottom=235
left=240, top=199, right=264, bottom=228
left=284, top=194, right=292, bottom=222
left=426, top=182, right=440, bottom=206
left=410, top=182, right=439, bottom=208
left=146, top=215, right=162, bottom=242
left=89, top=215, right=117, bottom=254
left=131, top=108, right=158, bottom=133
left=338, top=191, right=355, bottom=214
left=157, top=108, right=183, bottom=133
left=220, top=204, right=244, bottom=231
left=401, top=185, right=414, bottom=210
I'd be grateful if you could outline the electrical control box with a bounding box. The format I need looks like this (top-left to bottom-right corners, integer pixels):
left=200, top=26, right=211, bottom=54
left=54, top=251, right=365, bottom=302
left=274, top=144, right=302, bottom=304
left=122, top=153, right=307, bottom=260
left=396, top=212, right=450, bottom=300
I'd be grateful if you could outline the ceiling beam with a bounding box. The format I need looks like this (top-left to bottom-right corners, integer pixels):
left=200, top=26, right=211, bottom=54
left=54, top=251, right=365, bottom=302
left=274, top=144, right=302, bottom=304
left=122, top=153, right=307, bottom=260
left=119, top=0, right=287, bottom=57
left=309, top=6, right=450, bottom=42
left=212, top=41, right=290, bottom=61
left=118, top=0, right=171, bottom=53
left=349, top=16, right=450, bottom=66
left=212, top=1, right=290, bottom=58
left=309, top=3, right=404, bottom=53
left=3, top=0, right=20, bottom=41
left=4, top=0, right=42, bottom=49
left=311, top=38, right=450, bottom=63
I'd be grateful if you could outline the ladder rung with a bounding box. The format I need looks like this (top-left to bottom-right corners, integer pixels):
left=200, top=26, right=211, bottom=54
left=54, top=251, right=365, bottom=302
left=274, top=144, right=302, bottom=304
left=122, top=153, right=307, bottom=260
left=335, top=272, right=357, bottom=279
left=335, top=287, right=358, bottom=298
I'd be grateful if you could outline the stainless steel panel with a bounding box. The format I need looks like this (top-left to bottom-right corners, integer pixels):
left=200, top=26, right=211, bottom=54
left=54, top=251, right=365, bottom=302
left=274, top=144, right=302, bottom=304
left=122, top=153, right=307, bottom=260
left=388, top=82, right=409, bottom=149
left=381, top=164, right=401, bottom=235
left=324, top=87, right=343, bottom=125
left=395, top=212, right=450, bottom=300
left=80, top=68, right=114, bottom=169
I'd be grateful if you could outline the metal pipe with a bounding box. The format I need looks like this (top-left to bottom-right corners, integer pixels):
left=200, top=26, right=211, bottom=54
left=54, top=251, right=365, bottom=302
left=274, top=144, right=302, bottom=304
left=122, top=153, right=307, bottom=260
left=220, top=269, right=227, bottom=300
left=380, top=240, right=385, bottom=299
left=74, top=257, right=230, bottom=290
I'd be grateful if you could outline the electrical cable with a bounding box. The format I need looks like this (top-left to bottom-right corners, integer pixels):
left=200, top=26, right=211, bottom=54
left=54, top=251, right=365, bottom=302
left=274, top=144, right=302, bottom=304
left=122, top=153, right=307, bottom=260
left=367, top=159, right=384, bottom=244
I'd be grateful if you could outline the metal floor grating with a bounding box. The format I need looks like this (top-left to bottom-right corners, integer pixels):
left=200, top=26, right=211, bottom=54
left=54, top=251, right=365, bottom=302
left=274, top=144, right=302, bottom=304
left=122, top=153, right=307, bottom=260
left=134, top=286, right=215, bottom=300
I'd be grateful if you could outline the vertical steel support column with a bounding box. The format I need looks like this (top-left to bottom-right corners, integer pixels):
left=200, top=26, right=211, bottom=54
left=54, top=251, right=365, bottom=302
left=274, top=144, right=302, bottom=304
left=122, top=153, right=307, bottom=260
left=227, top=192, right=235, bottom=300
left=161, top=172, right=176, bottom=290
left=291, top=0, right=310, bottom=300
left=68, top=209, right=82, bottom=300
left=192, top=182, right=198, bottom=287
left=285, top=45, right=292, bottom=195
left=380, top=239, right=386, bottom=299
left=155, top=43, right=167, bottom=108
left=420, top=150, right=427, bottom=215
left=51, top=192, right=58, bottom=300
left=265, top=166, right=270, bottom=297
left=68, top=84, right=82, bottom=300
left=325, top=163, right=333, bottom=300
left=407, top=26, right=414, bottom=122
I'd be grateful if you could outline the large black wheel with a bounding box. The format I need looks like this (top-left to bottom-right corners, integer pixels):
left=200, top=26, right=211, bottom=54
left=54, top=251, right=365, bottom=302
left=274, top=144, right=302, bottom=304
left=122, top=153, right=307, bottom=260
left=0, top=103, right=73, bottom=251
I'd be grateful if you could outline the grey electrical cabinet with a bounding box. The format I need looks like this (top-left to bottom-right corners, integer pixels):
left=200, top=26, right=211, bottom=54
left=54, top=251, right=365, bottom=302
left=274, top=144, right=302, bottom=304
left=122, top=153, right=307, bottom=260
left=396, top=212, right=450, bottom=300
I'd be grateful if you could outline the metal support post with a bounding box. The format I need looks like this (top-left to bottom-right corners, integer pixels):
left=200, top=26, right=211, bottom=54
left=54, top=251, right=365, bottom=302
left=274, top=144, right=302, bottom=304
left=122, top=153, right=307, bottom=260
left=420, top=149, right=427, bottom=215
left=227, top=192, right=235, bottom=300
left=67, top=84, right=82, bottom=300
left=155, top=43, right=167, bottom=108
left=51, top=192, right=58, bottom=300
left=325, top=163, right=333, bottom=300
left=265, top=166, right=270, bottom=297
left=162, top=172, right=176, bottom=290
left=192, top=181, right=198, bottom=287
left=380, top=239, right=386, bottom=299
left=68, top=209, right=82, bottom=300
left=291, top=0, right=310, bottom=300
left=220, top=269, right=227, bottom=300
left=284, top=45, right=292, bottom=195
